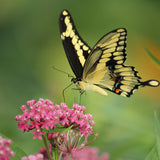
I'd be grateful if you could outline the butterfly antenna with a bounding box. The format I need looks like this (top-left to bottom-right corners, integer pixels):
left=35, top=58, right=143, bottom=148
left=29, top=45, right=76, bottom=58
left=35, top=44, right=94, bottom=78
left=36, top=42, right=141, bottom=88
left=52, top=66, right=74, bottom=78
left=62, top=83, right=73, bottom=102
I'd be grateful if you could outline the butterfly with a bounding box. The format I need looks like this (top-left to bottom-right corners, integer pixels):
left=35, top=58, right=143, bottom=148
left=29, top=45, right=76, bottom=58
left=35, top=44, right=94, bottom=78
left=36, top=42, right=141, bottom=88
left=59, top=9, right=159, bottom=97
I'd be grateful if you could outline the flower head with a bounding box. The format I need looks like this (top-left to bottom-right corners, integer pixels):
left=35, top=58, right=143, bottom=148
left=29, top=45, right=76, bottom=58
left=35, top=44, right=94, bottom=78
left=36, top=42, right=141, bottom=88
left=0, top=136, right=15, bottom=160
left=15, top=99, right=95, bottom=139
left=21, top=153, right=43, bottom=160
left=68, top=147, right=109, bottom=160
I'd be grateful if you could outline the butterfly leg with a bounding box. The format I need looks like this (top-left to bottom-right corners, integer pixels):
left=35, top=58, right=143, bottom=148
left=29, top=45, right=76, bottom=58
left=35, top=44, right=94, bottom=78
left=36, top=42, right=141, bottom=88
left=84, top=91, right=87, bottom=106
left=78, top=90, right=85, bottom=105
left=62, top=83, right=73, bottom=102
left=71, top=88, right=81, bottom=103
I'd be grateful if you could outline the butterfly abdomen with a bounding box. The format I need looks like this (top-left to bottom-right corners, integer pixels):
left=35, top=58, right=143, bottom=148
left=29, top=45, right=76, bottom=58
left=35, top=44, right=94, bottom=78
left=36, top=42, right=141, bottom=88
left=78, top=81, right=108, bottom=96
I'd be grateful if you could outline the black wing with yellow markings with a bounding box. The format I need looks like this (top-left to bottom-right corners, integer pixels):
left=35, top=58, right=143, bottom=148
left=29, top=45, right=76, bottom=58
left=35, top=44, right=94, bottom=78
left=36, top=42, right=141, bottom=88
left=83, top=28, right=159, bottom=97
left=59, top=9, right=91, bottom=78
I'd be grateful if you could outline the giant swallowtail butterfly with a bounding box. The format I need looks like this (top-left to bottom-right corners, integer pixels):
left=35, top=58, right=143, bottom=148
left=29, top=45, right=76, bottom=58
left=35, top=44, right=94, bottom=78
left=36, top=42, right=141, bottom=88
left=59, top=9, right=159, bottom=97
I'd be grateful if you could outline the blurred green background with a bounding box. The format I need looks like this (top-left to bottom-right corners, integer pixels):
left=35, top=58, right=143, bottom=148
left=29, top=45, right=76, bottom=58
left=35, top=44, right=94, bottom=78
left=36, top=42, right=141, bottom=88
left=0, top=0, right=160, bottom=160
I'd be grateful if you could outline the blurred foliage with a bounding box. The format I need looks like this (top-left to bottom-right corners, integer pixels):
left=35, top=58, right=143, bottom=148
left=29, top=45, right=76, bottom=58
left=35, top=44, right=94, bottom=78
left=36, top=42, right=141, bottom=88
left=145, top=49, right=160, bottom=66
left=145, top=113, right=160, bottom=160
left=0, top=0, right=160, bottom=160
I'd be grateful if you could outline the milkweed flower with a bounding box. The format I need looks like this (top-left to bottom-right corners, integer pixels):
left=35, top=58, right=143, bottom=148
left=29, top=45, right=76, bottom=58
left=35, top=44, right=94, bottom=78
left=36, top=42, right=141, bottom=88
left=0, top=136, right=15, bottom=160
left=21, top=153, right=44, bottom=160
left=63, top=147, right=109, bottom=160
left=15, top=99, right=95, bottom=140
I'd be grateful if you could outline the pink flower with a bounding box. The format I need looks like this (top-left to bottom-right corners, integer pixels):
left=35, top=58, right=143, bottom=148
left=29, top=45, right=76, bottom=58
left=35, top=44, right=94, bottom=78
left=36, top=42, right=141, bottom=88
left=0, top=136, right=15, bottom=160
left=61, top=147, right=109, bottom=160
left=32, top=128, right=45, bottom=140
left=21, top=153, right=43, bottom=160
left=69, top=147, right=110, bottom=160
left=15, top=99, right=95, bottom=139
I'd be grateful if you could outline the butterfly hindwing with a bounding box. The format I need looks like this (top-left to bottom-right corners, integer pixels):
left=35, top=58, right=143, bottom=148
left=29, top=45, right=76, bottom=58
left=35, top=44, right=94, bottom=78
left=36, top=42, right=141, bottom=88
left=59, top=9, right=91, bottom=78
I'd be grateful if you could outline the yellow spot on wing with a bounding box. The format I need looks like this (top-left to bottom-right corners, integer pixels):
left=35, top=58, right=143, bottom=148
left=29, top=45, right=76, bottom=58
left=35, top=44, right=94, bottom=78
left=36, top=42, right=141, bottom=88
left=113, top=52, right=123, bottom=56
left=64, top=16, right=70, bottom=25
left=121, top=92, right=128, bottom=97
left=117, top=28, right=125, bottom=32
left=123, top=77, right=139, bottom=81
left=102, top=53, right=112, bottom=58
left=120, top=36, right=125, bottom=40
left=72, top=35, right=78, bottom=45
left=114, top=56, right=124, bottom=60
left=78, top=40, right=83, bottom=46
left=120, top=71, right=135, bottom=76
left=79, top=56, right=85, bottom=66
left=61, top=34, right=65, bottom=40
left=62, top=10, right=68, bottom=16
left=118, top=41, right=125, bottom=45
left=99, top=58, right=110, bottom=63
left=121, top=32, right=126, bottom=36
left=75, top=43, right=80, bottom=50
left=117, top=46, right=124, bottom=51
left=117, top=60, right=123, bottom=64
left=83, top=45, right=89, bottom=51
left=70, top=30, right=75, bottom=38
left=120, top=85, right=133, bottom=92
left=77, top=49, right=83, bottom=56
left=115, top=65, right=122, bottom=69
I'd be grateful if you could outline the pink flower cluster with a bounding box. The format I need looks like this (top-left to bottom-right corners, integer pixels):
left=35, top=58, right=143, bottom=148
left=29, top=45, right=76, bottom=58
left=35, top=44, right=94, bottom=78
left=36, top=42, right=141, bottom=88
left=63, top=147, right=109, bottom=160
left=0, top=136, right=15, bottom=160
left=15, top=98, right=95, bottom=139
left=21, top=153, right=43, bottom=160
left=38, top=146, right=109, bottom=160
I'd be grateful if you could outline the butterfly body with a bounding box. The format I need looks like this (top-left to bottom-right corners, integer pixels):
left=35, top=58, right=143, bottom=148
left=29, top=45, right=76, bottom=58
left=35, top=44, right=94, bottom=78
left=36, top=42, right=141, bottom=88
left=72, top=78, right=108, bottom=96
left=59, top=9, right=159, bottom=97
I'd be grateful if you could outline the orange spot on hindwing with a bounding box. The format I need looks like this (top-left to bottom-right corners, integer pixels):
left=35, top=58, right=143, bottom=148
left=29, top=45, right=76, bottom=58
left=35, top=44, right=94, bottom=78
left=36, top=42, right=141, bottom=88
left=112, top=77, right=117, bottom=81
left=115, top=89, right=120, bottom=94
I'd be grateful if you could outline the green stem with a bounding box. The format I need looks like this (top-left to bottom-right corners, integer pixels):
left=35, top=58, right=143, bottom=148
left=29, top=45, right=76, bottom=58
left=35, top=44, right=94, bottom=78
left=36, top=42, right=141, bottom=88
left=53, top=145, right=59, bottom=160
left=42, top=135, right=53, bottom=160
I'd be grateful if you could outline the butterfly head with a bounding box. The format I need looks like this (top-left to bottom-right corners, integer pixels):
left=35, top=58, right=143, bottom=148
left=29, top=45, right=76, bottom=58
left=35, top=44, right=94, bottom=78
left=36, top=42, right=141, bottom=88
left=71, top=78, right=78, bottom=84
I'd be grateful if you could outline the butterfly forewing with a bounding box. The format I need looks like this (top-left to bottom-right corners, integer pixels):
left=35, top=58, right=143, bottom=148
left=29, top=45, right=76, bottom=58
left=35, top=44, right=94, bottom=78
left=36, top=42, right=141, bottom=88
left=83, top=28, right=127, bottom=77
left=59, top=9, right=91, bottom=78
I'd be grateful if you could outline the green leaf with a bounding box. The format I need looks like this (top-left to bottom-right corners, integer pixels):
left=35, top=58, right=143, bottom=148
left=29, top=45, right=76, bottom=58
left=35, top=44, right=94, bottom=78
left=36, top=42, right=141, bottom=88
left=145, top=48, right=160, bottom=66
left=62, top=125, right=73, bottom=133
left=10, top=142, right=27, bottom=160
left=145, top=145, right=159, bottom=160
left=50, top=125, right=73, bottom=133
left=145, top=112, right=160, bottom=160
